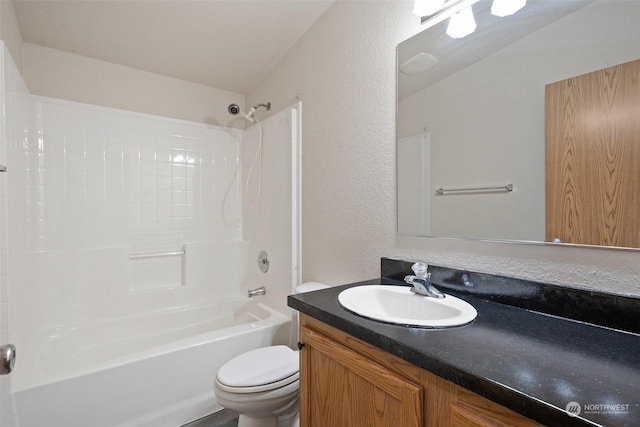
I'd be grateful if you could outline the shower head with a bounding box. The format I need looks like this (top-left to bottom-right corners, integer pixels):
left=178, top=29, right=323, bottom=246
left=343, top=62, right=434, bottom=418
left=228, top=103, right=253, bottom=122
left=228, top=104, right=241, bottom=115
left=227, top=102, right=271, bottom=123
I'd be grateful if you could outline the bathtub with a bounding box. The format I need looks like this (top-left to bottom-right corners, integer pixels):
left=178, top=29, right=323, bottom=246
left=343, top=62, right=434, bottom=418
left=13, top=297, right=292, bottom=427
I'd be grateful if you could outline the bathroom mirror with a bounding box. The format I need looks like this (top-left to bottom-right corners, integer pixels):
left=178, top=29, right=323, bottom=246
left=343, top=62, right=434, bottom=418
left=396, top=0, right=640, bottom=248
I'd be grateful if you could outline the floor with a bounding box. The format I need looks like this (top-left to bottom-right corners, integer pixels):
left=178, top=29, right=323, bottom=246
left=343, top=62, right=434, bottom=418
left=182, top=409, right=239, bottom=427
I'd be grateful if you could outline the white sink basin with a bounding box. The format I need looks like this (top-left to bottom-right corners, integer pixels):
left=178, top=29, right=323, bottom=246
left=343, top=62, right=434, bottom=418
left=338, top=285, right=477, bottom=328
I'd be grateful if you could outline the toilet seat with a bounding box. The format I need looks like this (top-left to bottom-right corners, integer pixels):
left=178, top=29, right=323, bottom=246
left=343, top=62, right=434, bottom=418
left=215, top=372, right=299, bottom=394
left=215, top=345, right=299, bottom=394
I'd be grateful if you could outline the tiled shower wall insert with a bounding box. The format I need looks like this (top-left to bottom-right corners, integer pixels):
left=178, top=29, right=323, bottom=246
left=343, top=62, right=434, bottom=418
left=16, top=97, right=244, bottom=330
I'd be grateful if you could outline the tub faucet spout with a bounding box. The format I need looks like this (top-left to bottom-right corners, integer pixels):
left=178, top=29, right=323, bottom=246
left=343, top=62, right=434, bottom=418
left=248, top=286, right=266, bottom=298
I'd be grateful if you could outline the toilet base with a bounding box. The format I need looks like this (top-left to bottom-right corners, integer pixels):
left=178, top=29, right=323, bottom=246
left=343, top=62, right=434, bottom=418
left=214, top=344, right=307, bottom=427
left=238, top=396, right=299, bottom=427
left=237, top=411, right=298, bottom=427
left=238, top=414, right=278, bottom=427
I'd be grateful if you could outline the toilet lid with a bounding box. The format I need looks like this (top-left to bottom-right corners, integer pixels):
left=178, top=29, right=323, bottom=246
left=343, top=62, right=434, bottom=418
left=216, top=345, right=299, bottom=389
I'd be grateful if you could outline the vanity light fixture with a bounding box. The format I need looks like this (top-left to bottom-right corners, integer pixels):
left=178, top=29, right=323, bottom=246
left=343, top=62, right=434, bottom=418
left=413, top=0, right=445, bottom=17
left=446, top=5, right=477, bottom=38
left=414, top=0, right=481, bottom=34
left=414, top=0, right=527, bottom=39
left=491, top=0, right=526, bottom=17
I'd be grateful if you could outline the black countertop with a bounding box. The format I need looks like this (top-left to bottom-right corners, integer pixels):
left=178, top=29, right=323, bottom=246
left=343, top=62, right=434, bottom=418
left=288, top=278, right=640, bottom=427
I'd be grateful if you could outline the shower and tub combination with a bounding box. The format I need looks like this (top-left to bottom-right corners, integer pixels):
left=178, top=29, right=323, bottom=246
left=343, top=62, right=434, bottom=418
left=0, top=45, right=302, bottom=427
left=14, top=298, right=291, bottom=427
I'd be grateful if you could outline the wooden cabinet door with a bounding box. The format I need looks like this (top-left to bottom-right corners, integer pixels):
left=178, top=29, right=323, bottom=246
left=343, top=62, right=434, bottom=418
left=450, top=388, right=542, bottom=427
left=545, top=59, right=640, bottom=247
left=299, top=326, right=423, bottom=427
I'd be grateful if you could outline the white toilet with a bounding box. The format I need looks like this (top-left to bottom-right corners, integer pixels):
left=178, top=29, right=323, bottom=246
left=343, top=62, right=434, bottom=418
left=214, top=282, right=328, bottom=427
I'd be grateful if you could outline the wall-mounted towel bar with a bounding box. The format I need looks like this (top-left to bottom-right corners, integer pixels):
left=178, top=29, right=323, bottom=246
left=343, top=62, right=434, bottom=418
left=129, top=248, right=185, bottom=260
left=435, top=184, right=513, bottom=195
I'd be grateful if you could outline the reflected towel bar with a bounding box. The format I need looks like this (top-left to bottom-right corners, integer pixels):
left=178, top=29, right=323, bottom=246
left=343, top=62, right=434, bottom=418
left=436, top=184, right=513, bottom=195
left=129, top=248, right=185, bottom=260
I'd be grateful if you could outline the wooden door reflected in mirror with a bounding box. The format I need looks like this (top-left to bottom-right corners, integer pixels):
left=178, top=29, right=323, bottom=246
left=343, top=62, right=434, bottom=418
left=545, top=59, right=640, bottom=248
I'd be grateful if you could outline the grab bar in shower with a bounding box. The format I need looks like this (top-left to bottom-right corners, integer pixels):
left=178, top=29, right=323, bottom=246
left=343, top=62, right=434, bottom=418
left=129, top=248, right=185, bottom=260
left=435, top=184, right=513, bottom=195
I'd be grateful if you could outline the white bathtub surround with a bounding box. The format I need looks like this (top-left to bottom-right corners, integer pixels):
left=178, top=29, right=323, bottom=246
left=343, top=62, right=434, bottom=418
left=0, top=42, right=302, bottom=426
left=12, top=97, right=246, bottom=346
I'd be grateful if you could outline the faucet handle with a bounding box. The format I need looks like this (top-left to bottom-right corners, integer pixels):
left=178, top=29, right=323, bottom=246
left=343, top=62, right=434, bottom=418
left=411, top=262, right=430, bottom=279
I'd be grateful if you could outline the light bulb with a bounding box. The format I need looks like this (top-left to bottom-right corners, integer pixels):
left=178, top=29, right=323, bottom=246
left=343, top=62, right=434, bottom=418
left=413, top=0, right=445, bottom=17
left=446, top=6, right=476, bottom=38
left=491, top=0, right=526, bottom=17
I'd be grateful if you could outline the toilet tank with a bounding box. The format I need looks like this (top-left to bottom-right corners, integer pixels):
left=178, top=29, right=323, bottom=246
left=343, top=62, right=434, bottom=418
left=295, top=282, right=329, bottom=294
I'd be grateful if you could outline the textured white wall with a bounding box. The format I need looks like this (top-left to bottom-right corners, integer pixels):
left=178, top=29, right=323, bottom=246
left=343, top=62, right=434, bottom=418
left=247, top=0, right=640, bottom=295
left=22, top=43, right=245, bottom=128
left=247, top=1, right=418, bottom=286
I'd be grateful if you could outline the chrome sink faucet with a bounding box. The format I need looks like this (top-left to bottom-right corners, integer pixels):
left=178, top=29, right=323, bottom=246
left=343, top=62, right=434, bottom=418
left=404, top=262, right=444, bottom=298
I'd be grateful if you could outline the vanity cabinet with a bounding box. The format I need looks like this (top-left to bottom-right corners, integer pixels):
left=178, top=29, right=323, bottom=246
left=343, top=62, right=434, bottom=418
left=299, top=314, right=541, bottom=427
